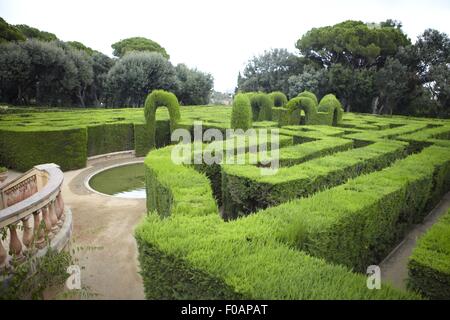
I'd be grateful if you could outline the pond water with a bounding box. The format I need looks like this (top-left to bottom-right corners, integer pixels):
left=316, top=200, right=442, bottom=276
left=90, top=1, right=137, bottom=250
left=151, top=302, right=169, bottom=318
left=89, top=163, right=146, bottom=198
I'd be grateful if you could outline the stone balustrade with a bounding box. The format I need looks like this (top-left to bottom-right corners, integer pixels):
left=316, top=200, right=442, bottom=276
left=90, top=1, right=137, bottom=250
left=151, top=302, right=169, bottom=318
left=0, top=164, right=71, bottom=269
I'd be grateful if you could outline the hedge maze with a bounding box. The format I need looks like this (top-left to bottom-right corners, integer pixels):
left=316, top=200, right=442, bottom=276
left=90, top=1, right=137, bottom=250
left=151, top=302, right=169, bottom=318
left=1, top=90, right=450, bottom=299
left=133, top=92, right=450, bottom=300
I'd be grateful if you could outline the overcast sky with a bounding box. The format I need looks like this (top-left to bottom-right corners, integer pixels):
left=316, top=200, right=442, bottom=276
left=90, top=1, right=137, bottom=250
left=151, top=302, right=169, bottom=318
left=1, top=0, right=450, bottom=92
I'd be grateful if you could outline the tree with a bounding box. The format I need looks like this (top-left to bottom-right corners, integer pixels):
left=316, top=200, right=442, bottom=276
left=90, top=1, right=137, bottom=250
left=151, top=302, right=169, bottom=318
left=296, top=20, right=410, bottom=69
left=373, top=57, right=409, bottom=114
left=327, top=64, right=376, bottom=113
left=174, top=64, right=213, bottom=105
left=65, top=48, right=94, bottom=107
left=0, top=17, right=25, bottom=43
left=237, top=48, right=304, bottom=94
left=88, top=52, right=114, bottom=106
left=66, top=41, right=94, bottom=55
left=106, top=51, right=176, bottom=107
left=287, top=65, right=328, bottom=99
left=111, top=37, right=169, bottom=59
left=14, top=24, right=57, bottom=42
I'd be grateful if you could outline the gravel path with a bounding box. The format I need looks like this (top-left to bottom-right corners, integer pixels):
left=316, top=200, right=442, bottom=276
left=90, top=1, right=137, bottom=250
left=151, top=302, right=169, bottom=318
left=380, top=191, right=450, bottom=290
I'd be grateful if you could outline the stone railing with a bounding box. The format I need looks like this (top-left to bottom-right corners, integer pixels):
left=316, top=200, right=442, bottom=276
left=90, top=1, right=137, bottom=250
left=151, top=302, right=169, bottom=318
left=0, top=163, right=71, bottom=269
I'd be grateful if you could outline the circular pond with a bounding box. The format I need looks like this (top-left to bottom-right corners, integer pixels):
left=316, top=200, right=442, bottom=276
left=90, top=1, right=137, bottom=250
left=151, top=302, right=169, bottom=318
left=88, top=162, right=146, bottom=198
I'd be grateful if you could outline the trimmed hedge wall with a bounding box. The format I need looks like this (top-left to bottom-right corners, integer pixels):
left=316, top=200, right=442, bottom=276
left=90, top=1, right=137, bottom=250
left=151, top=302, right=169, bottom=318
left=87, top=123, right=134, bottom=156
left=136, top=143, right=418, bottom=299
left=134, top=120, right=171, bottom=157
left=408, top=208, right=450, bottom=299
left=234, top=145, right=450, bottom=271
left=0, top=128, right=87, bottom=171
left=222, top=140, right=407, bottom=218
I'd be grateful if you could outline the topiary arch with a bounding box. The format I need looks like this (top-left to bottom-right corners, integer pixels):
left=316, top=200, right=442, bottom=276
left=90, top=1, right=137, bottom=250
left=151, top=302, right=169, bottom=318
left=269, top=91, right=288, bottom=107
left=297, top=90, right=318, bottom=105
left=286, top=96, right=318, bottom=125
left=318, top=94, right=344, bottom=126
left=144, top=90, right=181, bottom=149
left=249, top=93, right=273, bottom=121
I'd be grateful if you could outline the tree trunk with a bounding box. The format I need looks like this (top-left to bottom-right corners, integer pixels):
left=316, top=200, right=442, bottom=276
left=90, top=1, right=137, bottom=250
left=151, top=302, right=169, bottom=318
left=371, top=96, right=379, bottom=114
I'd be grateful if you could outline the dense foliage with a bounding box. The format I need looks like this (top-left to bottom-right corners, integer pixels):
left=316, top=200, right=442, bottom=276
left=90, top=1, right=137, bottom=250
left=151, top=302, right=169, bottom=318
left=238, top=20, right=450, bottom=118
left=0, top=17, right=213, bottom=107
left=111, top=37, right=169, bottom=59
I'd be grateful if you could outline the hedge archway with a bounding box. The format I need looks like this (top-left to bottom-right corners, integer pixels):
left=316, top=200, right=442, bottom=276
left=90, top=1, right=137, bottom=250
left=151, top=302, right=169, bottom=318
left=286, top=96, right=318, bottom=125
left=318, top=94, right=344, bottom=125
left=250, top=93, right=273, bottom=121
left=297, top=90, right=318, bottom=105
left=144, top=90, right=181, bottom=149
left=269, top=91, right=288, bottom=107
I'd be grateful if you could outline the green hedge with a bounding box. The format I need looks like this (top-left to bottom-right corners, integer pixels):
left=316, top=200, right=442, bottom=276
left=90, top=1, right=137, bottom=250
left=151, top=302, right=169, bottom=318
left=0, top=128, right=87, bottom=171
left=234, top=145, right=450, bottom=271
left=222, top=140, right=407, bottom=218
left=230, top=93, right=252, bottom=130
left=250, top=93, right=273, bottom=121
left=286, top=96, right=317, bottom=125
left=318, top=94, right=344, bottom=125
left=136, top=144, right=418, bottom=299
left=297, top=90, right=318, bottom=105
left=272, top=107, right=289, bottom=126
left=269, top=91, right=288, bottom=107
left=144, top=90, right=181, bottom=150
left=408, top=208, right=450, bottom=299
left=134, top=120, right=171, bottom=157
left=87, top=123, right=134, bottom=156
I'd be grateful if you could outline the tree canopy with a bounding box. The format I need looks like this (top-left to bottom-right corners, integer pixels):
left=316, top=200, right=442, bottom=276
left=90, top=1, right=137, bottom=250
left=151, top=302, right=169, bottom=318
left=296, top=20, right=410, bottom=69
left=111, top=37, right=169, bottom=59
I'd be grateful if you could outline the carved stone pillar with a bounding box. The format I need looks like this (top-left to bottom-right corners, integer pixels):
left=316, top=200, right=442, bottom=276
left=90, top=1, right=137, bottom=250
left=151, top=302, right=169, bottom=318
left=22, top=216, right=33, bottom=248
left=49, top=200, right=59, bottom=233
left=0, top=239, right=7, bottom=266
left=9, top=224, right=23, bottom=258
left=34, top=210, right=46, bottom=249
left=41, top=205, right=54, bottom=240
left=57, top=191, right=65, bottom=221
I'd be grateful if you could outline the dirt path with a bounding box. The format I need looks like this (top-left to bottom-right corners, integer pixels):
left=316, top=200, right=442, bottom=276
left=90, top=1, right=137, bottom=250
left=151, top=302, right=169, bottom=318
left=380, top=191, right=450, bottom=290
left=61, top=156, right=146, bottom=299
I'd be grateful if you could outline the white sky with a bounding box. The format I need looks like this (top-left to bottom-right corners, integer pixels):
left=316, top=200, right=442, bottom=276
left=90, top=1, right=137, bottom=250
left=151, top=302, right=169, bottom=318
left=1, top=0, right=449, bottom=92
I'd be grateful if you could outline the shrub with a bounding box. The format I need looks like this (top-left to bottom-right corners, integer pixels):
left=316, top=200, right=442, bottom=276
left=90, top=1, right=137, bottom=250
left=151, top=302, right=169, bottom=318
left=234, top=145, right=450, bottom=271
left=230, top=93, right=252, bottom=130
left=0, top=127, right=87, bottom=171
left=269, top=91, right=288, bottom=107
left=87, top=123, right=134, bottom=156
left=136, top=142, right=418, bottom=300
left=222, top=140, right=407, bottom=218
left=408, top=208, right=450, bottom=299
left=144, top=90, right=181, bottom=150
left=249, top=93, right=273, bottom=121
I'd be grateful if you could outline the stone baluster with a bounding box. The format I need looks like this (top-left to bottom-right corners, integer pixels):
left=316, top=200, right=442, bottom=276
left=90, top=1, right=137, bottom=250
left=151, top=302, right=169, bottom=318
left=34, top=210, right=46, bottom=249
left=49, top=200, right=59, bottom=232
left=22, top=216, right=33, bottom=248
left=41, top=205, right=54, bottom=239
left=9, top=224, right=23, bottom=258
left=57, top=191, right=65, bottom=221
left=0, top=239, right=7, bottom=266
